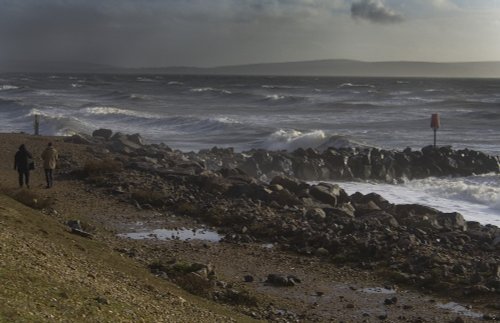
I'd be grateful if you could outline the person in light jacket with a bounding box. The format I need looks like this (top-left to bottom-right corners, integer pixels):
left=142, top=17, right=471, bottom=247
left=14, top=144, right=33, bottom=188
left=41, top=142, right=58, bottom=188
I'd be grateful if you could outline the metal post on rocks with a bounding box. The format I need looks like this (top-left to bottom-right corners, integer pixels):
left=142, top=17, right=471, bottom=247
left=34, top=114, right=40, bottom=136
left=430, top=113, right=440, bottom=148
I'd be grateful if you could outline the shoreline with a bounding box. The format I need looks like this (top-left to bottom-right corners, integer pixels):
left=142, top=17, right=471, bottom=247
left=1, top=131, right=499, bottom=321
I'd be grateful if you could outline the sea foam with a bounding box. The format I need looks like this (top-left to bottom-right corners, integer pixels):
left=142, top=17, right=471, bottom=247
left=336, top=174, right=500, bottom=225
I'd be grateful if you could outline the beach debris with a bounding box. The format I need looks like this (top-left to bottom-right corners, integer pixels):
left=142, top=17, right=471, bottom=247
left=66, top=220, right=93, bottom=239
left=265, top=274, right=301, bottom=287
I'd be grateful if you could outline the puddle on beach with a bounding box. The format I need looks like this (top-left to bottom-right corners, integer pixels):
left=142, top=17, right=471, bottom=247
left=437, top=302, right=483, bottom=318
left=360, top=287, right=397, bottom=294
left=118, top=228, right=223, bottom=242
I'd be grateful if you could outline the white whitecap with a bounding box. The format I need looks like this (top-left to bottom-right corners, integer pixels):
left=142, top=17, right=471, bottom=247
left=265, top=94, right=286, bottom=100
left=0, top=85, right=19, bottom=91
left=81, top=106, right=157, bottom=119
left=264, top=129, right=327, bottom=151
left=339, top=83, right=375, bottom=88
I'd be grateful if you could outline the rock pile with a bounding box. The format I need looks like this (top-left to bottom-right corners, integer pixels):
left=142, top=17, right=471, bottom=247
left=68, top=129, right=500, bottom=297
left=196, top=145, right=500, bottom=183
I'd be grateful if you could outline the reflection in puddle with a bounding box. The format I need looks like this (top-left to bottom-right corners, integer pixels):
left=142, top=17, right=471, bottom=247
left=437, top=302, right=483, bottom=318
left=118, top=228, right=222, bottom=242
left=360, top=287, right=397, bottom=294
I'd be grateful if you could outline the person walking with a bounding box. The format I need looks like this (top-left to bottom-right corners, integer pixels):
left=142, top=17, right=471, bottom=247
left=14, top=144, right=33, bottom=188
left=41, top=142, right=58, bottom=188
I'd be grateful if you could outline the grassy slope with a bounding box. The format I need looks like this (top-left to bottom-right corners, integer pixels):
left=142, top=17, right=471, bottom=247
left=0, top=194, right=256, bottom=323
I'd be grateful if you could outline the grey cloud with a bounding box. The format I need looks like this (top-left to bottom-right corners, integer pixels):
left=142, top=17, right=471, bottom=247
left=351, top=0, right=404, bottom=24
left=0, top=0, right=347, bottom=66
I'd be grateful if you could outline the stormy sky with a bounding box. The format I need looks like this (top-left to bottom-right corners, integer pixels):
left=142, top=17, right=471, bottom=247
left=1, top=0, right=499, bottom=67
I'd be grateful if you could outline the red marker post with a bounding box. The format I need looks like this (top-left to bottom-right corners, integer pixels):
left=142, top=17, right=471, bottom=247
left=430, top=113, right=440, bottom=147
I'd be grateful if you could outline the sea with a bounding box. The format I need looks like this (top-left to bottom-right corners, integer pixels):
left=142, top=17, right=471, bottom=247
left=0, top=74, right=499, bottom=225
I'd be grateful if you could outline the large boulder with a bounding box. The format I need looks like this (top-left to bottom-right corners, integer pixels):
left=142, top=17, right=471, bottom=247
left=270, top=176, right=302, bottom=193
left=437, top=212, right=467, bottom=231
left=309, top=183, right=349, bottom=207
left=63, top=133, right=94, bottom=145
left=108, top=132, right=142, bottom=153
left=92, top=128, right=113, bottom=140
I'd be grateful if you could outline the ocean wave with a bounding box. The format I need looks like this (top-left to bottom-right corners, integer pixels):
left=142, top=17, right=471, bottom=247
left=261, top=84, right=304, bottom=89
left=263, top=129, right=368, bottom=151
left=168, top=81, right=184, bottom=86
left=129, top=93, right=151, bottom=101
left=261, top=93, right=307, bottom=103
left=458, top=110, right=500, bottom=120
left=0, top=85, right=19, bottom=91
left=0, top=98, right=20, bottom=106
left=339, top=83, right=375, bottom=89
left=405, top=174, right=500, bottom=212
left=81, top=106, right=157, bottom=119
left=136, top=77, right=158, bottom=82
left=265, top=94, right=286, bottom=100
left=389, top=91, right=412, bottom=95
left=159, top=116, right=242, bottom=133
left=190, top=87, right=232, bottom=94
left=335, top=176, right=499, bottom=225
left=95, top=90, right=133, bottom=101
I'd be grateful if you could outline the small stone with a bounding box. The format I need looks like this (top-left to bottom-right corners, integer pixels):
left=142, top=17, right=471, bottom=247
left=483, top=314, right=496, bottom=321
left=377, top=314, right=387, bottom=320
left=384, top=297, right=398, bottom=305
left=95, top=296, right=109, bottom=305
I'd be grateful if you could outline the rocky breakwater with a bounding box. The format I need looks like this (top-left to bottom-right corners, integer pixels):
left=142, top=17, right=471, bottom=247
left=194, top=145, right=500, bottom=182
left=64, top=130, right=500, bottom=301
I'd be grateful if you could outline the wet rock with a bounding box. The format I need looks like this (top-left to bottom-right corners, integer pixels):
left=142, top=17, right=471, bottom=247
left=95, top=296, right=109, bottom=305
left=64, top=133, right=94, bottom=145
left=315, top=247, right=329, bottom=257
left=265, top=274, right=301, bottom=287
left=309, top=183, right=347, bottom=207
left=270, top=175, right=302, bottom=193
left=92, top=128, right=113, bottom=140
left=437, top=212, right=467, bottom=231
left=306, top=208, right=326, bottom=222
left=384, top=297, right=398, bottom=305
left=243, top=275, right=254, bottom=283
left=127, top=133, right=144, bottom=146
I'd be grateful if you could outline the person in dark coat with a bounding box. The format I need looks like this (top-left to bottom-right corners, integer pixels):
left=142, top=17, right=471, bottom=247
left=14, top=144, right=33, bottom=188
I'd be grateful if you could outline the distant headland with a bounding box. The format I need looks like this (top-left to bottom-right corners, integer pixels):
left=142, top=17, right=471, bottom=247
left=2, top=59, right=500, bottom=78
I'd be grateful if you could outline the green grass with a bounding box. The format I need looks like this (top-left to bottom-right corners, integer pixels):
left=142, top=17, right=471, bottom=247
left=0, top=194, right=259, bottom=323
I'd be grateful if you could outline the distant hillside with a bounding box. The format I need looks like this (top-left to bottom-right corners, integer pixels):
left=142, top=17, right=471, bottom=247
left=147, top=59, right=500, bottom=78
left=2, top=59, right=500, bottom=78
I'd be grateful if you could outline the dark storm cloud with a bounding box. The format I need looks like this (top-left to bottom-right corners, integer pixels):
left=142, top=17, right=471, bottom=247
left=0, top=0, right=345, bottom=66
left=351, top=0, right=404, bottom=24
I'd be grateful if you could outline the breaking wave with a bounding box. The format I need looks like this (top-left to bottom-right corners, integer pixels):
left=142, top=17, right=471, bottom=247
left=339, top=83, right=375, bottom=88
left=190, top=87, right=232, bottom=94
left=81, top=106, right=158, bottom=119
left=405, top=175, right=500, bottom=212
left=0, top=85, right=19, bottom=91
left=263, top=129, right=369, bottom=151
left=337, top=174, right=500, bottom=225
